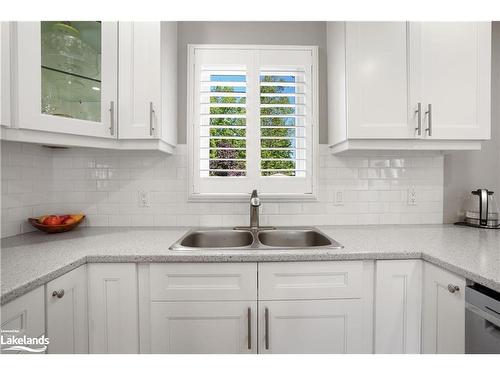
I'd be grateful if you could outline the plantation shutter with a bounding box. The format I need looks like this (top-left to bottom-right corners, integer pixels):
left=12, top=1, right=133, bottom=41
left=258, top=49, right=313, bottom=194
left=192, top=49, right=255, bottom=194
left=191, top=47, right=315, bottom=196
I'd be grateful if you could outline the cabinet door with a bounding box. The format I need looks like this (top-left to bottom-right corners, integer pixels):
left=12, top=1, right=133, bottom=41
left=258, top=300, right=364, bottom=354
left=346, top=22, right=412, bottom=139
left=374, top=260, right=422, bottom=353
left=46, top=265, right=88, bottom=354
left=150, top=301, right=257, bottom=354
left=16, top=21, right=118, bottom=138
left=409, top=22, right=491, bottom=140
left=1, top=22, right=11, bottom=127
left=422, top=262, right=466, bottom=354
left=1, top=287, right=45, bottom=354
left=119, top=22, right=177, bottom=144
left=118, top=22, right=161, bottom=140
left=88, top=263, right=138, bottom=354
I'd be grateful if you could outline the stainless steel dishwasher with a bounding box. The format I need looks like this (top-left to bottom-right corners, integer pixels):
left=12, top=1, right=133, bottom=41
left=465, top=284, right=500, bottom=353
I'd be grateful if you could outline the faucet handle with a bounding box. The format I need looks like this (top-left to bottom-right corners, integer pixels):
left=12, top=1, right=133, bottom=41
left=250, top=189, right=260, bottom=206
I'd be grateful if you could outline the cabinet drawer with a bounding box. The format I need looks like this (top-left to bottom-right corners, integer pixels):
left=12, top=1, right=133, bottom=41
left=1, top=286, right=45, bottom=345
left=258, top=261, right=364, bottom=300
left=150, top=263, right=257, bottom=301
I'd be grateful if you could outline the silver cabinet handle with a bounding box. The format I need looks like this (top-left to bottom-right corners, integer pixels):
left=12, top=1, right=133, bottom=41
left=265, top=307, right=270, bottom=350
left=448, top=284, right=460, bottom=294
left=149, top=102, right=155, bottom=136
left=247, top=307, right=251, bottom=350
left=414, top=102, right=422, bottom=136
left=425, top=103, right=432, bottom=136
left=109, top=101, right=115, bottom=136
left=52, top=289, right=65, bottom=298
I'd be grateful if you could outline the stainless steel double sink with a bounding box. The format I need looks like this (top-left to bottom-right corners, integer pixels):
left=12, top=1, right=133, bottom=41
left=169, top=227, right=344, bottom=250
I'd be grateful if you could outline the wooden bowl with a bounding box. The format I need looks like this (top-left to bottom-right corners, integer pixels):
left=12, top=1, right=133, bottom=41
left=28, top=215, right=86, bottom=234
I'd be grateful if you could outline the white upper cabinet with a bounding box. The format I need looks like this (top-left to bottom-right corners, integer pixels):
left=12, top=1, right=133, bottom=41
left=119, top=22, right=177, bottom=147
left=409, top=22, right=491, bottom=140
left=1, top=22, right=11, bottom=127
left=16, top=22, right=118, bottom=139
left=327, top=21, right=492, bottom=153
left=345, top=22, right=411, bottom=139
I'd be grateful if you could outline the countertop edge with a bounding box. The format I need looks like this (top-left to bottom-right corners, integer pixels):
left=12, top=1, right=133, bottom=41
left=3, top=249, right=499, bottom=306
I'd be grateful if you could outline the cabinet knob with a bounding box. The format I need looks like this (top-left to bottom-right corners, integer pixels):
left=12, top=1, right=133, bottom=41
left=447, top=284, right=460, bottom=294
left=52, top=289, right=65, bottom=298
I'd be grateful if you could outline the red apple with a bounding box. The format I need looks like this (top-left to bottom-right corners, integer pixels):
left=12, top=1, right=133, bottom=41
left=43, top=215, right=62, bottom=226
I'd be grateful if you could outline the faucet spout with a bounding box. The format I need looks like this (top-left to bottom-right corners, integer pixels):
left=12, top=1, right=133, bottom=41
left=250, top=189, right=260, bottom=228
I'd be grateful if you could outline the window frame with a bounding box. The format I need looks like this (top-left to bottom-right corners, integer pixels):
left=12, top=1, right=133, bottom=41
left=187, top=44, right=319, bottom=202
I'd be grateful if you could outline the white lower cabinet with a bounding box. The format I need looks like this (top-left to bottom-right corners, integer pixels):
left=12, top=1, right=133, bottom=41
left=1, top=259, right=470, bottom=355
left=374, top=260, right=422, bottom=353
left=46, top=265, right=88, bottom=354
left=258, top=299, right=364, bottom=354
left=150, top=301, right=257, bottom=354
left=87, top=263, right=139, bottom=354
left=422, top=262, right=466, bottom=354
left=1, top=286, right=45, bottom=354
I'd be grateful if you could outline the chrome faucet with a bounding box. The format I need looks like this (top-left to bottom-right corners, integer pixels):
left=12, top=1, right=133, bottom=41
left=234, top=189, right=275, bottom=231
left=249, top=189, right=261, bottom=229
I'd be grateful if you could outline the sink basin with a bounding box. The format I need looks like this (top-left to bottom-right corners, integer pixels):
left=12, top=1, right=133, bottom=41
left=175, top=229, right=254, bottom=249
left=258, top=229, right=337, bottom=248
left=170, top=227, right=343, bottom=250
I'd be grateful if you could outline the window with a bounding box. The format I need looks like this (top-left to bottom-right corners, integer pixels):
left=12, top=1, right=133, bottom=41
left=188, top=45, right=318, bottom=200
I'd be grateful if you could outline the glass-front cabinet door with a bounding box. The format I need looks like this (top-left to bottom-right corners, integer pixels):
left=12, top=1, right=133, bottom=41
left=16, top=22, right=117, bottom=138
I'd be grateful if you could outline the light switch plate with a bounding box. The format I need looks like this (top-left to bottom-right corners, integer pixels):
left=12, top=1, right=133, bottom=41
left=138, top=191, right=150, bottom=207
left=333, top=190, right=344, bottom=206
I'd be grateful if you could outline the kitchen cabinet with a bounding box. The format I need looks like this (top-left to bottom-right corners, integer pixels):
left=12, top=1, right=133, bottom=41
left=327, top=21, right=491, bottom=153
left=1, top=286, right=45, bottom=354
left=344, top=22, right=411, bottom=139
left=87, top=263, right=139, bottom=354
left=144, top=263, right=257, bottom=354
left=46, top=265, right=88, bottom=354
left=143, top=262, right=371, bottom=354
left=258, top=299, right=363, bottom=354
left=422, top=262, right=466, bottom=354
left=2, top=21, right=177, bottom=153
left=409, top=22, right=491, bottom=140
left=16, top=21, right=118, bottom=139
left=151, top=301, right=257, bottom=354
left=1, top=22, right=11, bottom=127
left=374, top=260, right=422, bottom=353
left=257, top=261, right=370, bottom=354
left=118, top=22, right=177, bottom=147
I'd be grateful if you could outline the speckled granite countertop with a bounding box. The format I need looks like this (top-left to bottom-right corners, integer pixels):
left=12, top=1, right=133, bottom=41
left=1, top=225, right=499, bottom=305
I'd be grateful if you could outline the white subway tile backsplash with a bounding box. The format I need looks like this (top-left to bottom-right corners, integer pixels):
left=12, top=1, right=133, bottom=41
left=1, top=142, right=445, bottom=238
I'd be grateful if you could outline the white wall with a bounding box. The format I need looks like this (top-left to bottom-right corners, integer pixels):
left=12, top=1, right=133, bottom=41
left=1, top=142, right=54, bottom=237
left=177, top=21, right=328, bottom=144
left=1, top=140, right=444, bottom=238
left=443, top=21, right=500, bottom=222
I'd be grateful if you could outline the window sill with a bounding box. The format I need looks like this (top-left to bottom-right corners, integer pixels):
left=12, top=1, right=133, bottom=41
left=187, top=192, right=318, bottom=203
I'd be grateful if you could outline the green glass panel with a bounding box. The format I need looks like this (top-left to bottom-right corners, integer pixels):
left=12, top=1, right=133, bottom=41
left=41, top=21, right=101, bottom=122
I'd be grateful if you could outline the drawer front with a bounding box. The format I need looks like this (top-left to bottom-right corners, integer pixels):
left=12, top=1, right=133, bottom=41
left=258, top=261, right=364, bottom=300
left=150, top=263, right=257, bottom=301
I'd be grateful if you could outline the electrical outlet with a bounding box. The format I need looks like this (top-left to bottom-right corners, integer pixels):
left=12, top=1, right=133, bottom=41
left=138, top=191, right=150, bottom=208
left=407, top=188, right=417, bottom=206
left=333, top=190, right=344, bottom=206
